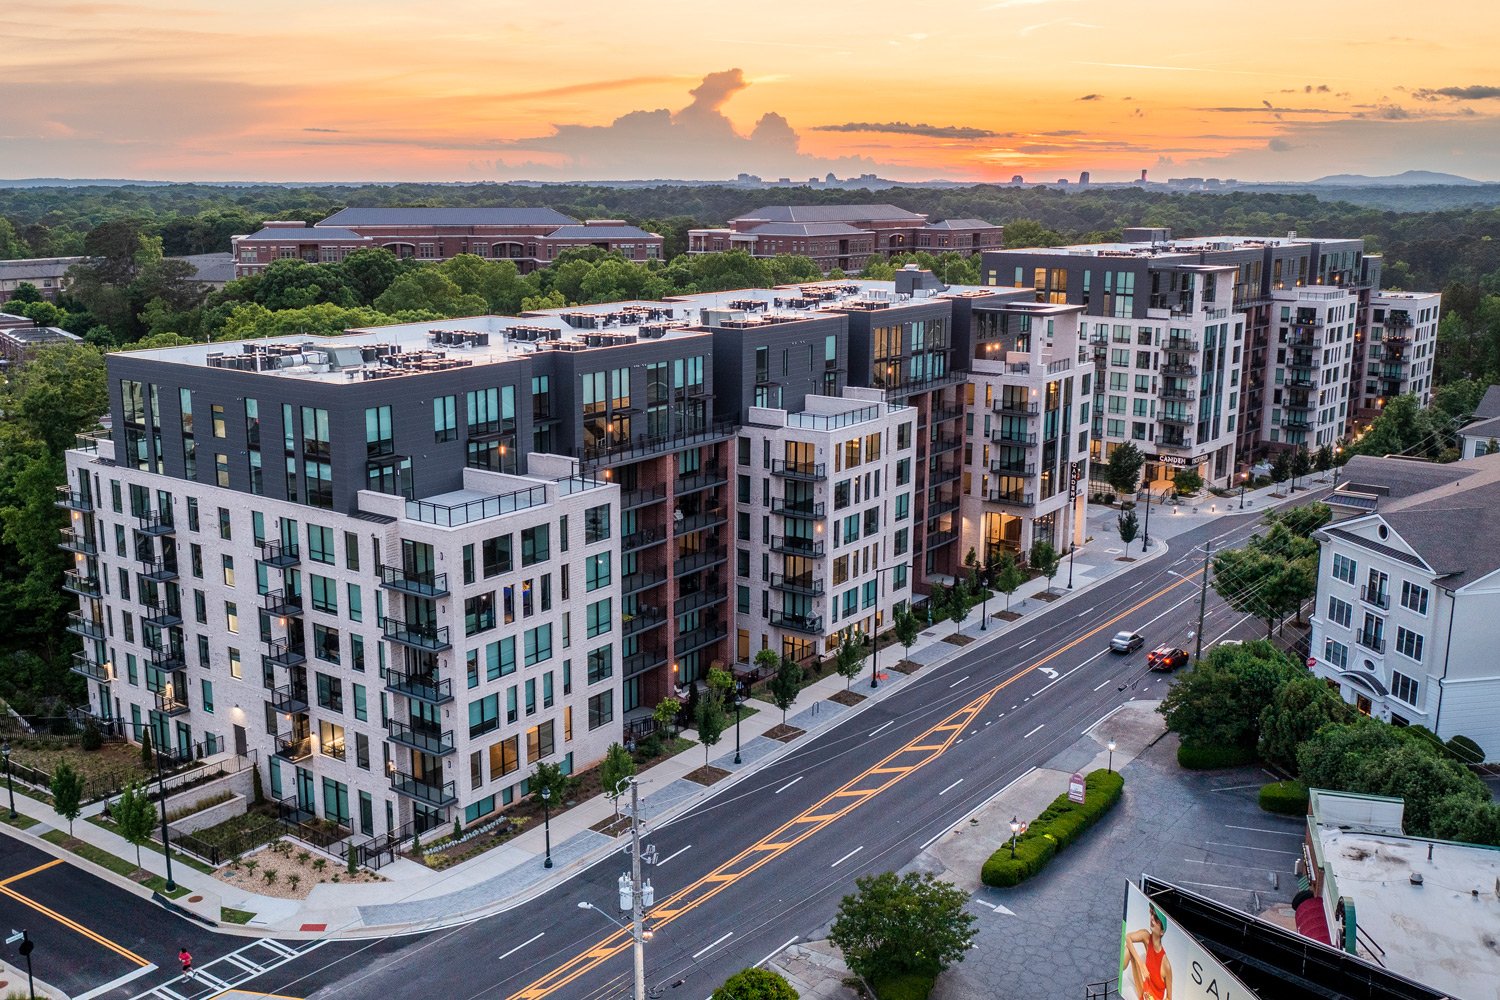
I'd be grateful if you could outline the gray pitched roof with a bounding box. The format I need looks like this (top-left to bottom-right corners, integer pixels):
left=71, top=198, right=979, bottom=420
left=733, top=204, right=925, bottom=224
left=1368, top=452, right=1500, bottom=587
left=742, top=222, right=870, bottom=237
left=545, top=225, right=656, bottom=240
left=1459, top=413, right=1500, bottom=441
left=1473, top=384, right=1500, bottom=419
left=240, top=226, right=366, bottom=242
left=1330, top=455, right=1464, bottom=509
left=319, top=207, right=577, bottom=227
left=922, top=218, right=999, bottom=230
left=0, top=256, right=86, bottom=280
left=170, top=253, right=235, bottom=284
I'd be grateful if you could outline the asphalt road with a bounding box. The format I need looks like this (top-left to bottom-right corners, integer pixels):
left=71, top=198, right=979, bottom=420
left=50, top=501, right=1310, bottom=1000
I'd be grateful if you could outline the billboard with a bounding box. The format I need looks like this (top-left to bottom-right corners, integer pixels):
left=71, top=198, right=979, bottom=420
left=1119, top=881, right=1261, bottom=1000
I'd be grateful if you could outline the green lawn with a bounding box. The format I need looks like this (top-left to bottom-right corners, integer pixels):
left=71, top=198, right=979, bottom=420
left=220, top=906, right=256, bottom=925
left=6, top=738, right=154, bottom=795
left=0, top=811, right=39, bottom=831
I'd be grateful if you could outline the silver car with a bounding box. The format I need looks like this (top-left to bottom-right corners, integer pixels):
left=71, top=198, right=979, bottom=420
left=1110, top=630, right=1145, bottom=654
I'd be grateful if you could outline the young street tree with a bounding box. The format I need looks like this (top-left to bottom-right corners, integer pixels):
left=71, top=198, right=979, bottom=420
left=1104, top=441, right=1144, bottom=497
left=1030, top=541, right=1061, bottom=595
left=769, top=656, right=803, bottom=725
left=992, top=552, right=1026, bottom=612
left=695, top=687, right=728, bottom=767
left=893, top=607, right=921, bottom=665
left=1117, top=508, right=1140, bottom=547
left=829, top=870, right=978, bottom=987
left=113, top=781, right=158, bottom=868
left=51, top=761, right=85, bottom=836
left=599, top=743, right=636, bottom=820
left=835, top=631, right=869, bottom=692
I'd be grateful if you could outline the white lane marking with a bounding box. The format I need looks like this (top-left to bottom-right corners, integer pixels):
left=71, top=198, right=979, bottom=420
left=920, top=766, right=1038, bottom=851
left=831, top=845, right=865, bottom=867
left=692, top=931, right=734, bottom=959
left=949, top=676, right=969, bottom=688
left=994, top=902, right=1016, bottom=916
left=1178, top=879, right=1264, bottom=894
left=1018, top=638, right=1037, bottom=649
left=775, top=776, right=803, bottom=794
left=756, top=936, right=799, bottom=968
left=869, top=720, right=895, bottom=737
left=1184, top=858, right=1285, bottom=875
left=939, top=778, right=964, bottom=796
left=1224, top=824, right=1303, bottom=837
left=1092, top=679, right=1113, bottom=691
left=1082, top=704, right=1126, bottom=737
left=657, top=845, right=691, bottom=866
left=1079, top=608, right=1094, bottom=616
left=1210, top=783, right=1265, bottom=792
left=1209, top=613, right=1255, bottom=645
left=1038, top=667, right=1059, bottom=680
left=76, top=967, right=159, bottom=1000
left=1130, top=581, right=1145, bottom=589
left=1023, top=724, right=1045, bottom=738
left=1204, top=841, right=1299, bottom=856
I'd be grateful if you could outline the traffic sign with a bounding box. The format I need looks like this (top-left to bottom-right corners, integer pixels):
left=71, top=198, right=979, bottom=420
left=4, top=931, right=21, bottom=945
left=1306, top=656, right=1317, bottom=669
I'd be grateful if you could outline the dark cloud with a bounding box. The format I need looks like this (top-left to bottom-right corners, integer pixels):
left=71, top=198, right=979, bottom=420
left=1268, top=137, right=1296, bottom=152
left=811, top=121, right=1003, bottom=140
left=1077, top=93, right=1102, bottom=101
left=1197, top=106, right=1342, bottom=114
left=303, top=127, right=341, bottom=133
left=1412, top=85, right=1500, bottom=102
left=1040, top=129, right=1084, bottom=136
left=1305, top=84, right=1330, bottom=93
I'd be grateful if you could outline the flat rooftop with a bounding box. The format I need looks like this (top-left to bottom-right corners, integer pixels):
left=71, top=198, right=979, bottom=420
left=1318, top=825, right=1500, bottom=1000
left=989, top=234, right=1336, bottom=259
left=116, top=279, right=1006, bottom=383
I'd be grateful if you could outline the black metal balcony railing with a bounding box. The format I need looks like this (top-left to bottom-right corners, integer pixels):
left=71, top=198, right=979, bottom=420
left=1287, top=373, right=1317, bottom=388
left=62, top=571, right=102, bottom=599
left=925, top=528, right=959, bottom=549
left=622, top=569, right=668, bottom=595
left=263, top=589, right=304, bottom=618
left=926, top=497, right=960, bottom=520
left=928, top=465, right=962, bottom=487
left=135, top=510, right=175, bottom=536
left=675, top=586, right=727, bottom=617
left=621, top=484, right=668, bottom=510
left=380, top=616, right=452, bottom=651
left=1360, top=585, right=1391, bottom=611
left=770, top=574, right=825, bottom=597
left=66, top=612, right=106, bottom=640
left=58, top=528, right=97, bottom=555
left=622, top=606, right=666, bottom=637
left=1160, top=387, right=1197, bottom=402
left=1282, top=418, right=1312, bottom=432
left=1160, top=412, right=1194, bottom=426
left=771, top=459, right=828, bottom=482
left=992, top=429, right=1038, bottom=446
left=378, top=564, right=450, bottom=599
left=622, top=528, right=666, bottom=553
left=986, top=488, right=1035, bottom=506
left=769, top=610, right=823, bottom=635
left=386, top=719, right=456, bottom=756
left=267, top=636, right=306, bottom=667
left=623, top=647, right=667, bottom=678
left=155, top=688, right=190, bottom=716
left=258, top=539, right=300, bottom=568
left=675, top=623, right=728, bottom=656
left=270, top=683, right=309, bottom=713
left=1357, top=631, right=1385, bottom=654
left=55, top=487, right=93, bottom=512
left=675, top=466, right=728, bottom=494
left=931, top=405, right=965, bottom=423
left=990, top=460, right=1036, bottom=476
left=1161, top=362, right=1198, bottom=377
left=389, top=770, right=457, bottom=807
left=994, top=400, right=1040, bottom=417
left=674, top=506, right=728, bottom=534
left=771, top=497, right=825, bottom=519
left=771, top=536, right=824, bottom=558
left=1166, top=337, right=1200, bottom=352
left=583, top=419, right=736, bottom=467
left=674, top=548, right=727, bottom=576
left=149, top=643, right=186, bottom=672
left=385, top=668, right=454, bottom=704
left=930, top=436, right=962, bottom=455
left=1285, top=395, right=1314, bottom=410
left=70, top=651, right=109, bottom=682
left=142, top=603, right=183, bottom=628
left=275, top=731, right=313, bottom=762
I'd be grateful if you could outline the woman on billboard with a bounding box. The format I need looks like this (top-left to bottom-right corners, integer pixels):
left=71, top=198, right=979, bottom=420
left=1121, top=903, right=1173, bottom=1000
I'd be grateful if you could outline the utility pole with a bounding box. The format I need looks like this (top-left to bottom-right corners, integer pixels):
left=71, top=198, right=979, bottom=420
left=1194, top=541, right=1213, bottom=662
left=629, top=779, right=645, bottom=1000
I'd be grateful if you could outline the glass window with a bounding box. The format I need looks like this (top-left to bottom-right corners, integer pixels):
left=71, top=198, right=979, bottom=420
left=586, top=598, right=612, bottom=638
left=521, top=525, right=550, bottom=566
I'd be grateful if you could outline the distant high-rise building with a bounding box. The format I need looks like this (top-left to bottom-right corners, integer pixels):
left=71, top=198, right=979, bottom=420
left=1079, top=171, right=1091, bottom=186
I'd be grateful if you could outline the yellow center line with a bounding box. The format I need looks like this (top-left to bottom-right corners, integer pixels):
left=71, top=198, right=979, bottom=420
left=508, top=570, right=1199, bottom=1000
left=0, top=858, right=63, bottom=886
left=0, top=884, right=149, bottom=966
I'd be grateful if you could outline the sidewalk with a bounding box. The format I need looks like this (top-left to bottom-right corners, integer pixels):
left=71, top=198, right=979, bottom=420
left=1, top=488, right=1309, bottom=939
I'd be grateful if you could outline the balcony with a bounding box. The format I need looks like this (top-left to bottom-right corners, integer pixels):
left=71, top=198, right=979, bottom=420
left=263, top=589, right=304, bottom=618
left=1161, top=362, right=1198, bottom=377
left=925, top=528, right=959, bottom=549
left=675, top=548, right=727, bottom=576
left=1160, top=387, right=1197, bottom=402
left=675, top=587, right=727, bottom=616
left=1282, top=418, right=1312, bottom=432
left=62, top=571, right=102, bottom=599
left=135, top=511, right=175, bottom=536
left=622, top=528, right=666, bottom=553
left=622, top=569, right=667, bottom=595
left=385, top=668, right=453, bottom=705
left=926, top=498, right=960, bottom=520
left=675, top=506, right=728, bottom=534
left=149, top=643, right=186, bottom=672
left=66, top=612, right=106, bottom=640
left=1166, top=336, right=1200, bottom=352
left=275, top=731, right=313, bottom=763
left=770, top=574, right=824, bottom=597
left=55, top=487, right=93, bottom=512
left=675, top=623, right=728, bottom=656
left=155, top=688, right=190, bottom=716
left=1356, top=630, right=1385, bottom=655
left=992, top=429, right=1038, bottom=447
left=769, top=610, right=823, bottom=635
left=989, top=460, right=1035, bottom=477
left=622, top=484, right=668, bottom=510
left=928, top=465, right=962, bottom=488
left=70, top=651, right=109, bottom=682
left=994, top=400, right=1039, bottom=417
left=770, top=459, right=828, bottom=482
left=771, top=536, right=824, bottom=558
left=771, top=497, right=825, bottom=519
left=985, top=488, right=1035, bottom=506
left=1157, top=437, right=1194, bottom=452
left=142, top=603, right=182, bottom=628
left=378, top=564, right=450, bottom=599
left=1287, top=372, right=1317, bottom=388
left=585, top=419, right=736, bottom=466
left=389, top=770, right=457, bottom=808
left=270, top=683, right=309, bottom=713
left=267, top=637, right=306, bottom=667
left=140, top=556, right=179, bottom=583
left=258, top=540, right=300, bottom=568
left=931, top=405, right=965, bottom=423
left=675, top=465, right=728, bottom=494
left=58, top=528, right=96, bottom=556
left=386, top=719, right=456, bottom=756
left=1285, top=395, right=1314, bottom=410
left=380, top=617, right=452, bottom=652
left=1360, top=585, right=1391, bottom=611
left=622, top=606, right=667, bottom=637
left=623, top=647, right=667, bottom=678
left=930, top=436, right=962, bottom=456
left=1160, top=412, right=1194, bottom=427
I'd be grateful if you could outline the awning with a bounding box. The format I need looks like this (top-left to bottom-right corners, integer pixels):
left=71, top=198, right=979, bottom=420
left=1295, top=896, right=1331, bottom=945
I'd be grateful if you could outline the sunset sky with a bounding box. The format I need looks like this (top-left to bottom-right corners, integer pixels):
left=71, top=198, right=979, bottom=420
left=4, top=0, right=1500, bottom=183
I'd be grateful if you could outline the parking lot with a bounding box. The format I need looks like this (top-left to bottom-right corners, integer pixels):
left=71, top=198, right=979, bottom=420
left=936, top=734, right=1302, bottom=1000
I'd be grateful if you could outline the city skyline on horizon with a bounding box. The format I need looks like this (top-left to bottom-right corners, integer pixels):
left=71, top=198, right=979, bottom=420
left=3, top=1, right=1500, bottom=185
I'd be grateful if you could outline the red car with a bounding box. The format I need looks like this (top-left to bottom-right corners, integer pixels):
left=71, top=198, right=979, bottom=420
left=1147, top=646, right=1189, bottom=671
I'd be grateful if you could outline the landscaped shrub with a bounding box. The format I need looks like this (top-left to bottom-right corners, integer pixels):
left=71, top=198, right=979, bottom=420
left=1446, top=734, right=1486, bottom=765
left=980, top=770, right=1123, bottom=888
left=1258, top=780, right=1309, bottom=816
left=872, top=970, right=939, bottom=1000
left=1177, top=743, right=1257, bottom=770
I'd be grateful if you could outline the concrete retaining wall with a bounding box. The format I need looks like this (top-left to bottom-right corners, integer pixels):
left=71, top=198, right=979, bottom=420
left=170, top=793, right=247, bottom=836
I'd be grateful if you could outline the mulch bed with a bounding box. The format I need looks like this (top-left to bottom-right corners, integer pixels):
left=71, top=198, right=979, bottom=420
left=1269, top=492, right=1287, bottom=499
left=828, top=689, right=867, bottom=707
left=764, top=723, right=805, bottom=742
left=683, top=765, right=731, bottom=786
left=1034, top=591, right=1061, bottom=602
left=942, top=634, right=975, bottom=646
left=891, top=659, right=922, bottom=674
left=1116, top=556, right=1137, bottom=563
left=993, top=610, right=1022, bottom=622
left=589, top=815, right=632, bottom=837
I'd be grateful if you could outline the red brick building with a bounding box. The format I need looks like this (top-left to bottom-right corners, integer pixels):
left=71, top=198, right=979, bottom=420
left=231, top=209, right=663, bottom=277
left=688, top=204, right=1003, bottom=272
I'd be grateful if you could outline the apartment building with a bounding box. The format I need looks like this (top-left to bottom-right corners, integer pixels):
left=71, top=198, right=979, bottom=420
left=0, top=255, right=86, bottom=301
left=1458, top=385, right=1500, bottom=459
left=1357, top=291, right=1442, bottom=419
left=231, top=210, right=664, bottom=278
left=688, top=205, right=1002, bottom=273
left=1308, top=452, right=1500, bottom=760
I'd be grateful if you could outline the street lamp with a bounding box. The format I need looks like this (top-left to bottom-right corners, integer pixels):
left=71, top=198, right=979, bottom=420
left=2, top=741, right=16, bottom=820
left=540, top=786, right=553, bottom=869
left=1238, top=472, right=1248, bottom=510
left=1333, top=446, right=1344, bottom=489
left=1009, top=816, right=1020, bottom=859
left=153, top=738, right=176, bottom=892
left=980, top=572, right=990, bottom=630
left=869, top=562, right=913, bottom=689
left=732, top=681, right=743, bottom=765
left=1139, top=488, right=1153, bottom=553
left=1107, top=739, right=1117, bottom=774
